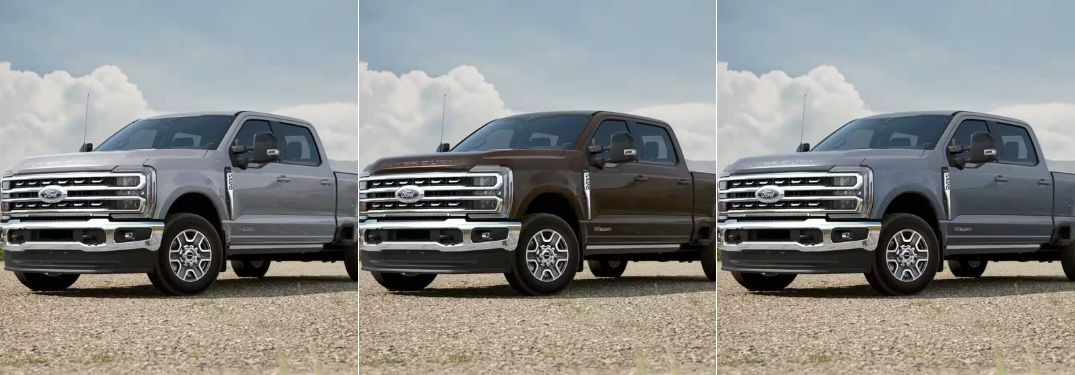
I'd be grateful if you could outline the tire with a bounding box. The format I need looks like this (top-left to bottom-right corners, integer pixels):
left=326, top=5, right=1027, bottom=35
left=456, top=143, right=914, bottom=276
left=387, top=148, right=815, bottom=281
left=231, top=259, right=270, bottom=278
left=588, top=259, right=627, bottom=278
left=14, top=272, right=79, bottom=291
left=371, top=272, right=436, bottom=291
left=948, top=259, right=987, bottom=278
left=863, top=213, right=940, bottom=295
left=504, top=213, right=580, bottom=295
left=146, top=213, right=224, bottom=295
left=344, top=244, right=358, bottom=282
left=701, top=244, right=717, bottom=281
left=730, top=272, right=795, bottom=291
left=1061, top=242, right=1075, bottom=281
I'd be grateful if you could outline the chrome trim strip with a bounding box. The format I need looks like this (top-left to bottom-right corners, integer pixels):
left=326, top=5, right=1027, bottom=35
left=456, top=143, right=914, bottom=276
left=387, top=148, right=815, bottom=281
left=359, top=218, right=521, bottom=252
left=583, top=170, right=592, bottom=220
left=946, top=244, right=1039, bottom=250
left=0, top=218, right=165, bottom=252
left=225, top=168, right=236, bottom=220
left=2, top=171, right=150, bottom=217
left=717, top=218, right=882, bottom=252
left=942, top=168, right=952, bottom=220
left=720, top=170, right=869, bottom=218
left=360, top=169, right=511, bottom=217
left=587, top=244, right=680, bottom=250
left=229, top=244, right=324, bottom=250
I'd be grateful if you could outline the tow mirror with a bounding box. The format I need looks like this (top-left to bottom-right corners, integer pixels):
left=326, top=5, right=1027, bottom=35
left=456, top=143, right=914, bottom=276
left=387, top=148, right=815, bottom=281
left=251, top=132, right=281, bottom=164
left=435, top=143, right=451, bottom=152
left=796, top=143, right=810, bottom=152
left=607, top=132, right=638, bottom=164
left=79, top=143, right=93, bottom=152
left=967, top=132, right=998, bottom=164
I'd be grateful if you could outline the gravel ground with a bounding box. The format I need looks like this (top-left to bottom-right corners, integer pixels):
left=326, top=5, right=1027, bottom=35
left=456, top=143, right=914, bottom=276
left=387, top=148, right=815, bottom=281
left=0, top=261, right=357, bottom=375
left=359, top=262, right=715, bottom=374
left=718, top=261, right=1075, bottom=374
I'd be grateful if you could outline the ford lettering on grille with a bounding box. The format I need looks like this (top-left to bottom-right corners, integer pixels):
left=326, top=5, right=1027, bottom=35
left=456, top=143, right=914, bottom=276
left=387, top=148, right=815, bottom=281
left=37, top=185, right=67, bottom=203
left=394, top=185, right=424, bottom=203
left=754, top=185, right=783, bottom=203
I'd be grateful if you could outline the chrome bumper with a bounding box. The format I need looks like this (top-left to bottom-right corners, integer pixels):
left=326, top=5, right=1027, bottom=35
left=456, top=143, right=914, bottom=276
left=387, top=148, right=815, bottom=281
left=359, top=218, right=522, bottom=252
left=717, top=218, right=882, bottom=252
left=0, top=219, right=165, bottom=252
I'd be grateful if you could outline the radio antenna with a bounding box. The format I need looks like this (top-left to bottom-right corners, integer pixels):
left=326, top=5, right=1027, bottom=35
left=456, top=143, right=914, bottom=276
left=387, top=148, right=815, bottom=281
left=82, top=91, right=91, bottom=146
left=798, top=89, right=809, bottom=147
left=439, top=92, right=448, bottom=146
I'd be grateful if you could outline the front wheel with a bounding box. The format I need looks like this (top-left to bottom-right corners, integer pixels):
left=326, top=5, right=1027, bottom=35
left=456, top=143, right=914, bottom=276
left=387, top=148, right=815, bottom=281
left=863, top=213, right=939, bottom=295
left=14, top=272, right=79, bottom=291
left=231, top=260, right=270, bottom=278
left=146, top=213, right=223, bottom=295
left=504, top=213, right=580, bottom=295
left=731, top=272, right=795, bottom=291
left=948, top=259, right=987, bottom=278
left=371, top=272, right=436, bottom=291
left=588, top=259, right=627, bottom=278
left=1061, top=242, right=1075, bottom=281
left=344, top=244, right=358, bottom=281
left=701, top=245, right=716, bottom=281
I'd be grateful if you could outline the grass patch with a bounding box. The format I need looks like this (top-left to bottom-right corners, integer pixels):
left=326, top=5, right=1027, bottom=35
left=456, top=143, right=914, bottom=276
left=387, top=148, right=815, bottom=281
left=0, top=248, right=5, bottom=261
left=722, top=355, right=766, bottom=367
left=361, top=354, right=405, bottom=367
left=5, top=355, right=46, bottom=367
left=803, top=353, right=833, bottom=364
left=633, top=352, right=648, bottom=375
left=277, top=353, right=292, bottom=375
left=84, top=353, right=114, bottom=364
left=442, top=352, right=473, bottom=364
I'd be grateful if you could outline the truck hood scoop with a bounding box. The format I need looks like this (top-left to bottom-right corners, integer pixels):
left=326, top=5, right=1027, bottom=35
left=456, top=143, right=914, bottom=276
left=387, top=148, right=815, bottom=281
left=367, top=149, right=569, bottom=174
left=724, top=149, right=924, bottom=175
left=8, top=149, right=208, bottom=175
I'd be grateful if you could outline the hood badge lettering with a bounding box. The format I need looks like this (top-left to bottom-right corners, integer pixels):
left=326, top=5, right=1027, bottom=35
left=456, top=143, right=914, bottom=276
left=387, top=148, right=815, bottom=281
left=754, top=185, right=784, bottom=204
left=395, top=185, right=424, bottom=203
left=38, top=185, right=68, bottom=204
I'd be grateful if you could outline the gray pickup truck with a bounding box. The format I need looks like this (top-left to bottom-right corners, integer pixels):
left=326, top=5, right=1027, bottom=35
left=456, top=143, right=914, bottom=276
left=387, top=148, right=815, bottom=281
left=718, top=111, right=1075, bottom=295
left=0, top=111, right=358, bottom=295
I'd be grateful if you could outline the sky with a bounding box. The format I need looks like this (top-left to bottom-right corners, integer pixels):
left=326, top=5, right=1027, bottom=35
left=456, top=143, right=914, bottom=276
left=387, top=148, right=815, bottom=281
left=0, top=0, right=357, bottom=166
left=359, top=0, right=716, bottom=169
left=718, top=0, right=1075, bottom=170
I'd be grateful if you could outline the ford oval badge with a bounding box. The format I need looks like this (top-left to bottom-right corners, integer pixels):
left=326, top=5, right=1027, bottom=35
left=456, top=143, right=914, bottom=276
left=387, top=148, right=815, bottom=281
left=38, top=185, right=68, bottom=204
left=754, top=185, right=784, bottom=204
left=395, top=185, right=424, bottom=204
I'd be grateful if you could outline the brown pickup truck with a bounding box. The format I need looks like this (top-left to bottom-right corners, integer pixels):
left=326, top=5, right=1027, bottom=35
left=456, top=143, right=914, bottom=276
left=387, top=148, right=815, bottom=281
left=358, top=111, right=716, bottom=295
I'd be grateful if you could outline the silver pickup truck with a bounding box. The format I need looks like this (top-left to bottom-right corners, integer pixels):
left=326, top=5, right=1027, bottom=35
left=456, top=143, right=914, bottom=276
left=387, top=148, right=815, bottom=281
left=0, top=111, right=358, bottom=295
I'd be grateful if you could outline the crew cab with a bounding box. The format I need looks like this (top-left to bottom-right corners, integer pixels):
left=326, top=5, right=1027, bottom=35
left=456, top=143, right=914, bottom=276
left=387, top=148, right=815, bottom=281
left=1, top=111, right=358, bottom=295
left=359, top=111, right=716, bottom=295
left=718, top=111, right=1075, bottom=295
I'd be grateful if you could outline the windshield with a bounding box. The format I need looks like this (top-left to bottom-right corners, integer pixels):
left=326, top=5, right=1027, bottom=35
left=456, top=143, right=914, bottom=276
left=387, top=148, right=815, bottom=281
left=812, top=115, right=951, bottom=152
left=453, top=114, right=589, bottom=152
left=96, top=115, right=234, bottom=152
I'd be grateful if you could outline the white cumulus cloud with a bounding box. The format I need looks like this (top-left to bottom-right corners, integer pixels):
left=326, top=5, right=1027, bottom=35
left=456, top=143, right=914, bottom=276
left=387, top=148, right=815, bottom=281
left=717, top=62, right=872, bottom=171
left=274, top=102, right=357, bottom=162
left=633, top=102, right=716, bottom=163
left=990, top=103, right=1075, bottom=161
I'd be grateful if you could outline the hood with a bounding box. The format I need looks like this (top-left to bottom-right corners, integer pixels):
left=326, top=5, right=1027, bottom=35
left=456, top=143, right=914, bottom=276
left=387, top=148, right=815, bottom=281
left=8, top=149, right=209, bottom=175
left=723, top=149, right=927, bottom=175
left=366, top=149, right=570, bottom=174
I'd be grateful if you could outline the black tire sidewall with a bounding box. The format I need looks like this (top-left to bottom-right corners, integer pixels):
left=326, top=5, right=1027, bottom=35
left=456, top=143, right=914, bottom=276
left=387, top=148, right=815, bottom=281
left=231, top=259, right=271, bottom=277
left=730, top=271, right=795, bottom=291
left=371, top=272, right=435, bottom=291
left=701, top=244, right=717, bottom=281
left=507, top=213, right=580, bottom=295
left=867, top=213, right=939, bottom=295
left=344, top=244, right=358, bottom=281
left=14, top=272, right=79, bottom=291
left=587, top=259, right=627, bottom=277
left=150, top=214, right=223, bottom=295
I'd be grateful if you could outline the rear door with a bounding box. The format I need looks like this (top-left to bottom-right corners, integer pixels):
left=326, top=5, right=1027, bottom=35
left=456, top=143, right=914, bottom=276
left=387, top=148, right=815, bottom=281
left=983, top=121, right=1053, bottom=243
left=265, top=121, right=338, bottom=248
left=622, top=121, right=693, bottom=244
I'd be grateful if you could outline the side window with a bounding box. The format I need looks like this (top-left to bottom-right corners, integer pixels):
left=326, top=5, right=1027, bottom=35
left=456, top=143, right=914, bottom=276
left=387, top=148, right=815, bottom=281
left=271, top=122, right=322, bottom=166
left=588, top=120, right=629, bottom=159
left=628, top=122, right=678, bottom=166
left=948, top=120, right=989, bottom=162
left=990, top=122, right=1038, bottom=165
left=231, top=120, right=272, bottom=160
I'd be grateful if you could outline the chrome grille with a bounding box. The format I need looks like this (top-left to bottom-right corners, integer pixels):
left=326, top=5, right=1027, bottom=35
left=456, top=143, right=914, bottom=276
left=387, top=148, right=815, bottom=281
left=719, top=172, right=867, bottom=217
left=360, top=171, right=509, bottom=216
left=1, top=172, right=148, bottom=217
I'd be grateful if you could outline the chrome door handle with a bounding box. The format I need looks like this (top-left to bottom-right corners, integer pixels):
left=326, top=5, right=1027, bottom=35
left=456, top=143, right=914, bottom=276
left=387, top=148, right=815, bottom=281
left=1039, top=179, right=1052, bottom=186
left=677, top=178, right=691, bottom=185
left=633, top=175, right=649, bottom=183
left=277, top=175, right=292, bottom=183
left=320, top=179, right=334, bottom=186
left=994, top=175, right=1009, bottom=182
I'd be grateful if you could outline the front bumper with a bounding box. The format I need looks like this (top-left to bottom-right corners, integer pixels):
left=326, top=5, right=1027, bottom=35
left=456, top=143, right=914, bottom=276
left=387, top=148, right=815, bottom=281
left=717, top=218, right=882, bottom=273
left=358, top=218, right=522, bottom=273
left=0, top=219, right=165, bottom=273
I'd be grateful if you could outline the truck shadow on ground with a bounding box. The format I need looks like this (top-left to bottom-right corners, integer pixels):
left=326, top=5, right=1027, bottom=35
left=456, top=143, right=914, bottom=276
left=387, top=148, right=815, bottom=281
left=748, top=275, right=1075, bottom=299
left=33, top=276, right=355, bottom=299
left=384, top=275, right=713, bottom=299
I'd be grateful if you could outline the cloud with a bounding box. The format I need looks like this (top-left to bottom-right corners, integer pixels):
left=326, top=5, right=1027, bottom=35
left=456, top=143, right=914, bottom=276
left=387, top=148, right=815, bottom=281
left=360, top=62, right=715, bottom=169
left=0, top=62, right=154, bottom=167
left=717, top=62, right=872, bottom=171
left=990, top=103, right=1075, bottom=161
left=359, top=62, right=511, bottom=165
left=274, top=102, right=357, bottom=161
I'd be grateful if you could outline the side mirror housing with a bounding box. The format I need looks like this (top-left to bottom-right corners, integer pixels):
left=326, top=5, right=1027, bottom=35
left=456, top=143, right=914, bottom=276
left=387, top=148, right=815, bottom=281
left=967, top=132, right=998, bottom=164
left=79, top=143, right=93, bottom=152
left=796, top=143, right=810, bottom=152
left=251, top=132, right=281, bottom=164
left=436, top=143, right=450, bottom=152
left=607, top=132, right=639, bottom=164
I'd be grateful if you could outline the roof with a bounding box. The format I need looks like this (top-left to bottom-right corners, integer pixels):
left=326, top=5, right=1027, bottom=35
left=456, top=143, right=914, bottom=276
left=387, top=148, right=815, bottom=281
left=498, top=110, right=669, bottom=125
left=862, top=110, right=1028, bottom=124
left=141, top=110, right=312, bottom=125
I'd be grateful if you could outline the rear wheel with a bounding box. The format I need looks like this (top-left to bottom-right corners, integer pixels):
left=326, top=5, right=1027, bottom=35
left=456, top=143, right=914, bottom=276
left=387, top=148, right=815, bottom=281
left=588, top=259, right=627, bottom=278
left=344, top=244, right=358, bottom=281
left=371, top=272, right=436, bottom=291
left=731, top=272, right=795, bottom=291
left=504, top=213, right=580, bottom=295
left=948, top=259, right=987, bottom=278
left=863, top=213, right=939, bottom=295
left=146, top=214, right=223, bottom=295
left=231, top=260, right=270, bottom=278
left=14, top=272, right=79, bottom=291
